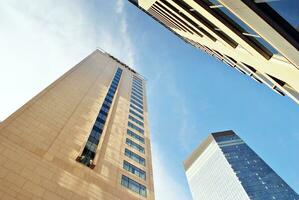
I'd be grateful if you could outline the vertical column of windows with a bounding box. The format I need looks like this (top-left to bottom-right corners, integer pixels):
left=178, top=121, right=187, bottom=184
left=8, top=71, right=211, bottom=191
left=121, top=75, right=147, bottom=197
left=77, top=68, right=123, bottom=168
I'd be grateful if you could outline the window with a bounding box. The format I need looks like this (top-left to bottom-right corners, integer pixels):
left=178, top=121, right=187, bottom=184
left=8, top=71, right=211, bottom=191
left=132, top=88, right=143, bottom=97
left=133, top=76, right=143, bottom=83
left=132, top=85, right=143, bottom=94
left=150, top=9, right=181, bottom=31
left=130, top=104, right=143, bottom=115
left=125, top=148, right=145, bottom=166
left=131, top=95, right=143, bottom=105
left=160, top=0, right=217, bottom=40
left=77, top=68, right=123, bottom=168
left=132, top=82, right=143, bottom=90
left=127, top=129, right=145, bottom=144
left=121, top=175, right=147, bottom=197
left=133, top=82, right=143, bottom=89
left=170, top=0, right=238, bottom=48
left=209, top=0, right=278, bottom=55
left=133, top=76, right=143, bottom=82
left=133, top=84, right=143, bottom=91
left=126, top=138, right=145, bottom=153
left=249, top=0, right=299, bottom=50
left=130, top=99, right=143, bottom=110
left=129, top=109, right=144, bottom=121
left=128, top=122, right=144, bottom=135
left=103, top=100, right=111, bottom=108
left=129, top=115, right=144, bottom=127
left=132, top=90, right=143, bottom=100
left=155, top=1, right=201, bottom=36
left=123, top=161, right=146, bottom=180
left=197, top=0, right=274, bottom=59
left=133, top=80, right=143, bottom=87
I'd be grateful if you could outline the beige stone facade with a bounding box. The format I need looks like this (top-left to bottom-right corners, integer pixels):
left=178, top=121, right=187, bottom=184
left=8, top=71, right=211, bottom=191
left=129, top=0, right=299, bottom=104
left=0, top=49, right=154, bottom=200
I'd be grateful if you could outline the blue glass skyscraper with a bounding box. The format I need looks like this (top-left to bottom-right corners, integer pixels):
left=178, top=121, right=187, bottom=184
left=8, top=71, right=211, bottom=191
left=184, top=130, right=299, bottom=200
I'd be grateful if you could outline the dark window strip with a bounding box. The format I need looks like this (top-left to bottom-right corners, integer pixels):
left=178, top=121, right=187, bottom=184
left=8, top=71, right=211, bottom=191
left=126, top=138, right=145, bottom=153
left=241, top=0, right=299, bottom=51
left=121, top=175, right=147, bottom=197
left=129, top=115, right=144, bottom=127
left=132, top=91, right=143, bottom=101
left=133, top=76, right=143, bottom=82
left=160, top=0, right=210, bottom=39
left=123, top=161, right=146, bottom=180
left=132, top=82, right=143, bottom=91
left=125, top=148, right=146, bottom=166
left=171, top=0, right=238, bottom=48
left=127, top=129, right=145, bottom=144
left=193, top=0, right=272, bottom=59
left=133, top=79, right=143, bottom=86
left=132, top=84, right=143, bottom=93
left=267, top=74, right=285, bottom=87
left=132, top=88, right=143, bottom=97
left=154, top=2, right=200, bottom=36
left=151, top=5, right=188, bottom=32
left=131, top=95, right=143, bottom=105
left=129, top=109, right=144, bottom=121
left=150, top=9, right=182, bottom=31
left=153, top=3, right=194, bottom=34
left=77, top=68, right=122, bottom=168
left=128, top=122, right=144, bottom=135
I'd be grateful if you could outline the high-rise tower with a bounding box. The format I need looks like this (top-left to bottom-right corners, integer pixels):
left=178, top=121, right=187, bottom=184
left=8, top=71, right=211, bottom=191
left=128, top=0, right=299, bottom=104
left=0, top=49, right=155, bottom=200
left=184, top=130, right=299, bottom=200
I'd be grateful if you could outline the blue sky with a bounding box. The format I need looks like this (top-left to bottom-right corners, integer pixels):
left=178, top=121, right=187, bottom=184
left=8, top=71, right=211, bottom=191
left=0, top=0, right=298, bottom=199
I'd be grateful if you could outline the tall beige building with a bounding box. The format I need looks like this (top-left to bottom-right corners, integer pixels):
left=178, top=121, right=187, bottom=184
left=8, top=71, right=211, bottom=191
left=0, top=49, right=155, bottom=200
left=129, top=0, right=299, bottom=104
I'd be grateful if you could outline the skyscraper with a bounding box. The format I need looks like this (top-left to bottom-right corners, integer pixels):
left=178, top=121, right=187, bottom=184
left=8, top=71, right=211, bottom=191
left=0, top=49, right=155, bottom=200
left=184, top=130, right=299, bottom=200
left=128, top=0, right=299, bottom=104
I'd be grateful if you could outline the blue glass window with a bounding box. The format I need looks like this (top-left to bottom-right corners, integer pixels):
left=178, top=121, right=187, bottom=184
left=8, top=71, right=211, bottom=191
left=126, top=138, right=145, bottom=153
left=123, top=161, right=146, bottom=180
left=132, top=91, right=143, bottom=100
left=77, top=68, right=122, bottom=168
left=128, top=122, right=144, bottom=135
left=129, top=109, right=144, bottom=121
left=132, top=85, right=143, bottom=94
left=131, top=95, right=143, bottom=105
left=127, top=129, right=145, bottom=144
left=215, top=133, right=299, bottom=199
left=130, top=104, right=143, bottom=115
left=124, top=148, right=145, bottom=166
left=132, top=88, right=143, bottom=97
left=129, top=115, right=144, bottom=127
left=121, top=175, right=147, bottom=197
left=130, top=99, right=143, bottom=110
left=132, top=82, right=143, bottom=90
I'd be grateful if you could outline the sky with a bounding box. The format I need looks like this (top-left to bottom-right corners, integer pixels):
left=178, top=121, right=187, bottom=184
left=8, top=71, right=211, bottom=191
left=0, top=0, right=299, bottom=199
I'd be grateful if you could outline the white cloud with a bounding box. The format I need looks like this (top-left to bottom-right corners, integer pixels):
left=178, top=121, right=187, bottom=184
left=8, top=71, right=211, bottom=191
left=0, top=0, right=135, bottom=120
left=116, top=0, right=125, bottom=14
left=115, top=0, right=136, bottom=68
left=152, top=142, right=191, bottom=200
